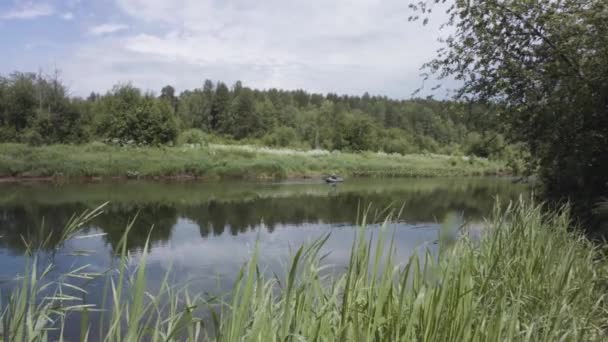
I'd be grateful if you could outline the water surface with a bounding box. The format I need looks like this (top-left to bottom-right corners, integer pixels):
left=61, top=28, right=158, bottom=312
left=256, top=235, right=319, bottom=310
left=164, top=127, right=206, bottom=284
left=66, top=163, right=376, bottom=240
left=0, top=177, right=525, bottom=339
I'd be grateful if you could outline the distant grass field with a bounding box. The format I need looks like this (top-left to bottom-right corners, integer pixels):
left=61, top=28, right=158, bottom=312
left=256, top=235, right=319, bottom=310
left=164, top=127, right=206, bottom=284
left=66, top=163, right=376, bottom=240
left=0, top=143, right=507, bottom=181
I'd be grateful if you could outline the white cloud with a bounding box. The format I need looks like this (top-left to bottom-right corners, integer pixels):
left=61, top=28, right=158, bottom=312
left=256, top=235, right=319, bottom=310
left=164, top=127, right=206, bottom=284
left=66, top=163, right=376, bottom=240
left=61, top=12, right=74, bottom=21
left=1, top=3, right=54, bottom=19
left=61, top=0, right=453, bottom=98
left=88, top=23, right=129, bottom=36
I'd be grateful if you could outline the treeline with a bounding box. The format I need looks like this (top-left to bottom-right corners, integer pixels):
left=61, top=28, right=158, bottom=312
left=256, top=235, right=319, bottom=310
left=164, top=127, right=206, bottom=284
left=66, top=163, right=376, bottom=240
left=0, top=71, right=511, bottom=158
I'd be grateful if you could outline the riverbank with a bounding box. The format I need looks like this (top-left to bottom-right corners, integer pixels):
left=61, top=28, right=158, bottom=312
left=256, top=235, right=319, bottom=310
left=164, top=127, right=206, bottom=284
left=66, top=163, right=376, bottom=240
left=0, top=143, right=507, bottom=182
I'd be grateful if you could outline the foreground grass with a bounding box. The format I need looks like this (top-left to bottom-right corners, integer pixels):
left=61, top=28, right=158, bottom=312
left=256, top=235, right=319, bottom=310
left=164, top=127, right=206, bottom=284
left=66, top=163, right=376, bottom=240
left=0, top=143, right=505, bottom=180
left=2, top=200, right=607, bottom=341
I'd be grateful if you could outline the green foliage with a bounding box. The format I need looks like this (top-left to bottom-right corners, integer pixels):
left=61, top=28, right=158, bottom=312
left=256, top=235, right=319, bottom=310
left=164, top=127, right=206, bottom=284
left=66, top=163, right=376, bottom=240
left=97, top=85, right=178, bottom=145
left=210, top=82, right=230, bottom=131
left=177, top=128, right=208, bottom=146
left=464, top=132, right=507, bottom=159
left=213, top=201, right=608, bottom=341
left=3, top=72, right=37, bottom=131
left=0, top=126, right=18, bottom=142
left=0, top=71, right=515, bottom=157
left=501, top=144, right=530, bottom=176
left=22, top=128, right=45, bottom=146
left=178, top=87, right=211, bottom=130
left=223, top=88, right=266, bottom=139
left=262, top=126, right=299, bottom=147
left=415, top=0, right=608, bottom=207
left=379, top=128, right=417, bottom=155
left=342, top=115, right=378, bottom=151
left=0, top=71, right=90, bottom=144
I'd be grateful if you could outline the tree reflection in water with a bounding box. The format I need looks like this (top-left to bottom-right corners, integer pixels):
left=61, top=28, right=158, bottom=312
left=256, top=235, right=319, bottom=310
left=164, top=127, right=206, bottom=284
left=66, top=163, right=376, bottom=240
left=0, top=178, right=526, bottom=253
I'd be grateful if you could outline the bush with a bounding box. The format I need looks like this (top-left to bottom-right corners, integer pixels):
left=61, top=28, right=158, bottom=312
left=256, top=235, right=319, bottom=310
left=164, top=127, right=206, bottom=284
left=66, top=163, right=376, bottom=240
left=97, top=86, right=178, bottom=146
left=502, top=144, right=530, bottom=176
left=379, top=129, right=418, bottom=155
left=437, top=143, right=464, bottom=156
left=0, top=126, right=18, bottom=142
left=22, top=128, right=45, bottom=146
left=262, top=126, right=299, bottom=147
left=382, top=137, right=418, bottom=155
left=464, top=132, right=507, bottom=159
left=343, top=116, right=378, bottom=152
left=177, top=128, right=208, bottom=146
left=416, top=135, right=440, bottom=153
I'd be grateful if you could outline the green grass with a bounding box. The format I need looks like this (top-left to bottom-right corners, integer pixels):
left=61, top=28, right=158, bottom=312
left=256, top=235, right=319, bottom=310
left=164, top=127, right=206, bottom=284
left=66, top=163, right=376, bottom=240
left=0, top=143, right=506, bottom=181
left=1, top=199, right=607, bottom=341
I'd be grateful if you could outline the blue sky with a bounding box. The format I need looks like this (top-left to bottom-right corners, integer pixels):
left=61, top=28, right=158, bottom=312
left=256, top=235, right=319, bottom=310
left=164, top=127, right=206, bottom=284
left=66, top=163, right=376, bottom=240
left=0, top=0, right=452, bottom=98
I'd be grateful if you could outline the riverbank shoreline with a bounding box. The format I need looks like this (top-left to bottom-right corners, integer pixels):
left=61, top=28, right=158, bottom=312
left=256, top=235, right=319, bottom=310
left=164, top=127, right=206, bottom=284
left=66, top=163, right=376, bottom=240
left=0, top=143, right=509, bottom=183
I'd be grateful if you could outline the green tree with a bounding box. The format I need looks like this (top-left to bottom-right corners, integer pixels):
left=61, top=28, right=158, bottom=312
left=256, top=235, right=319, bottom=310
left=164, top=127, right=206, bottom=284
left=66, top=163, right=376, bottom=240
left=224, top=88, right=265, bottom=139
left=0, top=71, right=514, bottom=158
left=263, top=126, right=298, bottom=147
left=137, top=97, right=178, bottom=145
left=415, top=0, right=608, bottom=226
left=201, top=79, right=215, bottom=128
left=97, top=85, right=177, bottom=145
left=343, top=115, right=378, bottom=152
left=210, top=82, right=230, bottom=131
left=160, top=85, right=178, bottom=112
left=42, top=72, right=89, bottom=143
left=0, top=77, right=9, bottom=140
left=294, top=108, right=319, bottom=149
left=5, top=73, right=37, bottom=132
left=380, top=128, right=417, bottom=155
left=317, top=100, right=338, bottom=149
left=178, top=90, right=208, bottom=130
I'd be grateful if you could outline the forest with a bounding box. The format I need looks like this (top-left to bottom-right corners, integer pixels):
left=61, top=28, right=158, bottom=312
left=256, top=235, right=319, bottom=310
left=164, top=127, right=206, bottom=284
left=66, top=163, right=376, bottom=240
left=0, top=71, right=515, bottom=160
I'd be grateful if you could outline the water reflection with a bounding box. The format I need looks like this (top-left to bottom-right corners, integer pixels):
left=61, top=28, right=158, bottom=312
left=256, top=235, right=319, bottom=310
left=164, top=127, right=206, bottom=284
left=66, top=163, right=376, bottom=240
left=0, top=178, right=524, bottom=252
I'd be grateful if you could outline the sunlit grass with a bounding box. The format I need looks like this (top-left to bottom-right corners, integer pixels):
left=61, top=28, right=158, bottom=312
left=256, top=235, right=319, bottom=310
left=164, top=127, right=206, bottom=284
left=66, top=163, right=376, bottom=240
left=1, top=199, right=607, bottom=341
left=0, top=142, right=505, bottom=180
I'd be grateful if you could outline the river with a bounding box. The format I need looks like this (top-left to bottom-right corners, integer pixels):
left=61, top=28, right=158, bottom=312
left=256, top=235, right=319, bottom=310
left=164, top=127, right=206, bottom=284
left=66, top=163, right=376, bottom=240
left=0, top=177, right=525, bottom=339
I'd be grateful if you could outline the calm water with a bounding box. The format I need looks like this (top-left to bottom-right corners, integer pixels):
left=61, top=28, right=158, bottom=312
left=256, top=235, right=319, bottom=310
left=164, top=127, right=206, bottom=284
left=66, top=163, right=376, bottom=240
left=0, top=177, right=525, bottom=339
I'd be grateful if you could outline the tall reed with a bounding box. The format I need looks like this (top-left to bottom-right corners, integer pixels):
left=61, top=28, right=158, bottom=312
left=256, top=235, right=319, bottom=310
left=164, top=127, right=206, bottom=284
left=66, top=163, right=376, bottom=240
left=1, top=199, right=607, bottom=341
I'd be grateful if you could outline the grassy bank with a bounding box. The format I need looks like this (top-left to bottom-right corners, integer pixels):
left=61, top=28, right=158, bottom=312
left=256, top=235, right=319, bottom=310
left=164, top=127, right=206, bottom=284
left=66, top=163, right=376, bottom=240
left=0, top=143, right=506, bottom=181
left=1, top=200, right=607, bottom=341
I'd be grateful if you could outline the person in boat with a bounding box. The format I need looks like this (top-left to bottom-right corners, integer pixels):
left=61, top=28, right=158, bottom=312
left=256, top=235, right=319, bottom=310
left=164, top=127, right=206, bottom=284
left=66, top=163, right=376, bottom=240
left=325, top=174, right=344, bottom=183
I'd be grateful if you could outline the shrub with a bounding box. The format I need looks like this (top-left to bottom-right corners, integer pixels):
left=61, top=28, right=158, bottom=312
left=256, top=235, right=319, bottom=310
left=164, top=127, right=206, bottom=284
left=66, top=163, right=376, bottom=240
left=262, top=126, right=299, bottom=147
left=97, top=86, right=178, bottom=145
left=0, top=126, right=18, bottom=142
left=177, top=128, right=208, bottom=146
left=382, top=137, right=418, bottom=155
left=22, top=128, right=45, bottom=146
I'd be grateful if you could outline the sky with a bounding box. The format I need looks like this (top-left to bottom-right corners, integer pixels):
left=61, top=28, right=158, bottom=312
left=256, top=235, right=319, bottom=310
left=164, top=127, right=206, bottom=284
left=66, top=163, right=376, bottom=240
left=0, top=0, right=452, bottom=98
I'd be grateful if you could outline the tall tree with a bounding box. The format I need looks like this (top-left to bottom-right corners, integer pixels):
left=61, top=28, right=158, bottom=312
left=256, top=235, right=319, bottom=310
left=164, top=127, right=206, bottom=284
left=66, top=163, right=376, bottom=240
left=5, top=73, right=37, bottom=132
left=232, top=81, right=243, bottom=96
left=98, top=84, right=177, bottom=145
left=413, top=0, right=608, bottom=227
left=160, top=85, right=178, bottom=112
left=224, top=88, right=263, bottom=139
left=209, top=82, right=230, bottom=131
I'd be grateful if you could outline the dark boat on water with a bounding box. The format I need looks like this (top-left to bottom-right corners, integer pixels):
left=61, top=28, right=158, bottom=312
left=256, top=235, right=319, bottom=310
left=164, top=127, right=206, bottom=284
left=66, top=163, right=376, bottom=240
left=325, top=175, right=344, bottom=184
